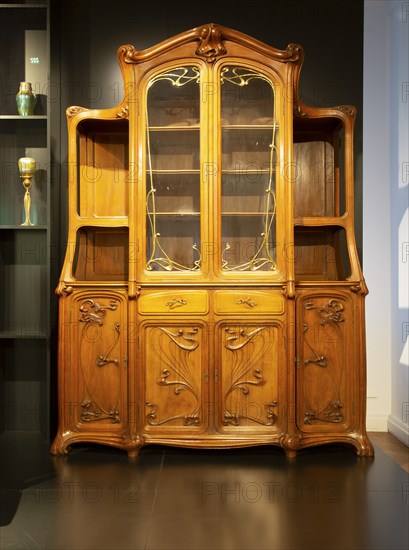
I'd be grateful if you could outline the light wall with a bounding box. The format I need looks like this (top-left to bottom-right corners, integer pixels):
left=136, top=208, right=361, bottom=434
left=363, top=0, right=409, bottom=442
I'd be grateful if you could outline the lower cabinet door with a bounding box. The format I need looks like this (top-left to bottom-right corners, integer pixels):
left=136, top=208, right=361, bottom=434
left=63, top=290, right=128, bottom=433
left=296, top=291, right=355, bottom=433
left=142, top=322, right=208, bottom=434
left=216, top=321, right=286, bottom=435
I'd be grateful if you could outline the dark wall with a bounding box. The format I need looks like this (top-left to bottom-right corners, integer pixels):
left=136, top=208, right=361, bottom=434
left=51, top=0, right=364, bottom=263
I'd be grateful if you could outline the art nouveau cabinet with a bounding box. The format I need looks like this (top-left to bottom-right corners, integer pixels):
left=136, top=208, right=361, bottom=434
left=51, top=24, right=374, bottom=457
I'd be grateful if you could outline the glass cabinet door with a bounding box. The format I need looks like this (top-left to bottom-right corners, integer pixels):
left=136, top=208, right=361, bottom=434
left=219, top=66, right=278, bottom=272
left=145, top=66, right=201, bottom=272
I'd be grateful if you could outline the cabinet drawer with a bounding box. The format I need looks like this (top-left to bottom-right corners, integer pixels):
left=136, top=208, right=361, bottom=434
left=139, top=290, right=208, bottom=314
left=214, top=290, right=284, bottom=315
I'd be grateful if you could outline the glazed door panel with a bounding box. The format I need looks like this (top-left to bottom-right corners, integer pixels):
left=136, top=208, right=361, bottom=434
left=63, top=290, right=128, bottom=432
left=216, top=63, right=284, bottom=279
left=142, top=323, right=208, bottom=433
left=216, top=322, right=285, bottom=434
left=144, top=65, right=203, bottom=274
left=296, top=292, right=355, bottom=433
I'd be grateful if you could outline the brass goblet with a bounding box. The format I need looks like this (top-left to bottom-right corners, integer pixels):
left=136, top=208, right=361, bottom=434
left=18, top=157, right=37, bottom=226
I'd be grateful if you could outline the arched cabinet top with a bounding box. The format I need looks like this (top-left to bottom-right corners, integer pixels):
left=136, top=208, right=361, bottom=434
left=117, top=23, right=304, bottom=66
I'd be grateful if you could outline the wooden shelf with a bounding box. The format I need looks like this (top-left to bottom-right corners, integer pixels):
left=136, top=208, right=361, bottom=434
left=0, top=331, right=47, bottom=339
left=71, top=219, right=128, bottom=228
left=150, top=169, right=200, bottom=174
left=154, top=212, right=200, bottom=216
left=222, top=212, right=271, bottom=216
left=222, top=169, right=275, bottom=174
left=0, top=225, right=47, bottom=230
left=0, top=4, right=47, bottom=8
left=294, top=216, right=347, bottom=227
left=148, top=125, right=199, bottom=131
left=0, top=115, right=47, bottom=119
left=222, top=124, right=278, bottom=130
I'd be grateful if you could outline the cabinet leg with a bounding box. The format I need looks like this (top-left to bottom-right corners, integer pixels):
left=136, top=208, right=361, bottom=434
left=353, top=433, right=375, bottom=457
left=127, top=448, right=141, bottom=459
left=285, top=449, right=298, bottom=458
left=281, top=433, right=301, bottom=458
left=125, top=435, right=144, bottom=458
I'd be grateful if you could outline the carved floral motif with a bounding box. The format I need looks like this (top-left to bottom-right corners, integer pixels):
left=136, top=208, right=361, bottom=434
left=304, top=400, right=343, bottom=424
left=96, top=322, right=120, bottom=367
left=196, top=24, right=227, bottom=63
left=223, top=327, right=278, bottom=426
left=305, top=299, right=344, bottom=325
left=116, top=105, right=128, bottom=118
left=66, top=106, right=88, bottom=118
left=337, top=105, right=355, bottom=117
left=146, top=401, right=200, bottom=426
left=146, top=327, right=201, bottom=426
left=350, top=285, right=361, bottom=293
left=81, top=400, right=120, bottom=423
left=79, top=298, right=121, bottom=424
left=79, top=299, right=118, bottom=325
left=301, top=298, right=346, bottom=426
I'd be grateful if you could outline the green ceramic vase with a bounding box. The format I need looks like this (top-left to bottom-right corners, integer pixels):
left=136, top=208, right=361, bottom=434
left=16, top=82, right=36, bottom=116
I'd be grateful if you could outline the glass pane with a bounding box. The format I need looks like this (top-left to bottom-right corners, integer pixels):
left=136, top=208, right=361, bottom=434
left=220, top=66, right=277, bottom=272
left=145, top=66, right=201, bottom=271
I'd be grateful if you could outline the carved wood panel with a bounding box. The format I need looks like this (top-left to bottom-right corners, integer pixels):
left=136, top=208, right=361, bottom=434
left=296, top=293, right=354, bottom=432
left=216, top=323, right=282, bottom=433
left=143, top=324, right=206, bottom=431
left=66, top=292, right=127, bottom=430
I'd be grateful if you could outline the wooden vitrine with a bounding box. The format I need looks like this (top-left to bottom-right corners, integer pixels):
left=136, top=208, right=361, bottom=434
left=51, top=24, right=373, bottom=457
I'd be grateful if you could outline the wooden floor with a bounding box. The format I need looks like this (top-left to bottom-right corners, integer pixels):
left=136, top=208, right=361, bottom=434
left=369, top=431, right=409, bottom=472
left=0, top=431, right=408, bottom=550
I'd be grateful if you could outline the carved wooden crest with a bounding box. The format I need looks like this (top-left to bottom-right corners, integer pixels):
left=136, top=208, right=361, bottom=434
left=196, top=24, right=227, bottom=63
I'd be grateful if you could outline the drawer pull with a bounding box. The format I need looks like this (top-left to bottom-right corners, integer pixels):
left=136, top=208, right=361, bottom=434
left=237, top=297, right=257, bottom=308
left=165, top=297, right=187, bottom=309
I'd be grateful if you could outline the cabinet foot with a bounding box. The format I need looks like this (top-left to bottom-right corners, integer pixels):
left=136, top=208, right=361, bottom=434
left=127, top=448, right=141, bottom=459
left=353, top=434, right=375, bottom=457
left=285, top=449, right=298, bottom=458
left=50, top=431, right=72, bottom=456
left=281, top=433, right=301, bottom=457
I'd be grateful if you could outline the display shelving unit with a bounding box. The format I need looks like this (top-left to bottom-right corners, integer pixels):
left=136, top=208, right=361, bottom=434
left=0, top=1, right=50, bottom=442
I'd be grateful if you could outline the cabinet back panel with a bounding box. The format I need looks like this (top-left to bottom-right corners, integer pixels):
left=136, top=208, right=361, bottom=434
left=0, top=8, right=46, bottom=115
left=0, top=120, right=47, bottom=225
left=294, top=227, right=350, bottom=281
left=73, top=227, right=129, bottom=281
left=0, top=230, right=47, bottom=335
left=77, top=120, right=129, bottom=218
left=293, top=141, right=335, bottom=217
